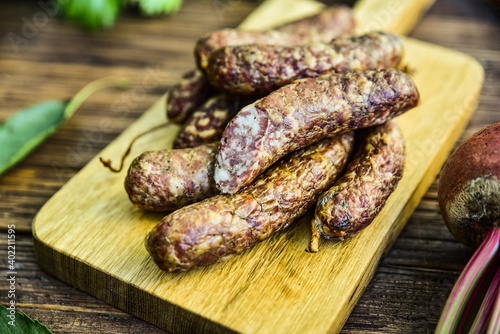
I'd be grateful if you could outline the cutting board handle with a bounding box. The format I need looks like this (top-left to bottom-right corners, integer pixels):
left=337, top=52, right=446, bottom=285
left=240, top=0, right=436, bottom=34
left=354, top=0, right=436, bottom=35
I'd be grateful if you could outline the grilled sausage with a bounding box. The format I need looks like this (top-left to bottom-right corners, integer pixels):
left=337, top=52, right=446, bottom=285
left=214, top=68, right=419, bottom=194
left=124, top=143, right=219, bottom=211
left=309, top=120, right=405, bottom=252
left=206, top=32, right=403, bottom=95
left=168, top=7, right=356, bottom=123
left=145, top=133, right=354, bottom=272
left=166, top=69, right=213, bottom=123
left=172, top=94, right=253, bottom=149
left=196, top=6, right=355, bottom=70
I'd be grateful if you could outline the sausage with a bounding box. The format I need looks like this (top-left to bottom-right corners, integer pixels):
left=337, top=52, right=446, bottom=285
left=195, top=6, right=356, bottom=70
left=145, top=133, right=354, bottom=272
left=308, top=120, right=405, bottom=252
left=206, top=32, right=403, bottom=95
left=214, top=68, right=419, bottom=194
left=168, top=7, right=356, bottom=123
left=172, top=94, right=253, bottom=149
left=166, top=69, right=213, bottom=123
left=124, top=143, right=219, bottom=211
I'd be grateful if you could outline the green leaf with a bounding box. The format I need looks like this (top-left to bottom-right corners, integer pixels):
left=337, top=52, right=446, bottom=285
left=0, top=304, right=53, bottom=333
left=0, top=100, right=66, bottom=175
left=57, top=0, right=123, bottom=31
left=131, top=0, right=183, bottom=16
left=0, top=77, right=129, bottom=176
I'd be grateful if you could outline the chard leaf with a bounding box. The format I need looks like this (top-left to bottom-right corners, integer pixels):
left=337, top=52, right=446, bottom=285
left=0, top=304, right=53, bottom=334
left=0, top=77, right=129, bottom=176
left=0, top=100, right=66, bottom=175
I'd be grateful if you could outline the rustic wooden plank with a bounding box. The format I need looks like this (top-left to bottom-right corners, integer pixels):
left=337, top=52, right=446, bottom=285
left=1, top=0, right=499, bottom=333
left=0, top=234, right=166, bottom=333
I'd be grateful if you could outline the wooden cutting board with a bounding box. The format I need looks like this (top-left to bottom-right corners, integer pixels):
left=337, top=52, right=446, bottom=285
left=33, top=0, right=484, bottom=333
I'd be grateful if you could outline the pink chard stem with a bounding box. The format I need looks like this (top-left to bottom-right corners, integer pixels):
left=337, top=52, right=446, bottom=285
left=469, top=264, right=500, bottom=333
left=435, top=227, right=500, bottom=334
left=486, top=271, right=500, bottom=334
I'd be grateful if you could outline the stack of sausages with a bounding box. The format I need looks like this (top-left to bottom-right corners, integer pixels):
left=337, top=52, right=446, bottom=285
left=125, top=6, right=420, bottom=273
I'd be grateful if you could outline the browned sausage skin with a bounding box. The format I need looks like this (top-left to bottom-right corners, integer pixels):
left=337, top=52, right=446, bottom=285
left=124, top=143, right=219, bottom=211
left=206, top=32, right=403, bottom=95
left=214, top=68, right=419, bottom=195
left=145, top=133, right=354, bottom=272
left=309, top=120, right=406, bottom=252
left=168, top=6, right=356, bottom=124
left=172, top=94, right=253, bottom=149
left=195, top=6, right=356, bottom=70
left=166, top=69, right=213, bottom=123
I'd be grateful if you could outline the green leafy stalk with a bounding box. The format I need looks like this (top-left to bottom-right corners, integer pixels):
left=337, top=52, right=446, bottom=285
left=0, top=304, right=53, bottom=333
left=0, top=77, right=129, bottom=176
left=435, top=227, right=500, bottom=334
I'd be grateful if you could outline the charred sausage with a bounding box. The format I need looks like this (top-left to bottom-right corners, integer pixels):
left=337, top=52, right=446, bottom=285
left=124, top=143, right=219, bottom=211
left=214, top=68, right=419, bottom=194
left=195, top=6, right=355, bottom=70
left=145, top=133, right=354, bottom=272
left=206, top=32, right=403, bottom=95
left=172, top=94, right=253, bottom=149
left=309, top=120, right=405, bottom=252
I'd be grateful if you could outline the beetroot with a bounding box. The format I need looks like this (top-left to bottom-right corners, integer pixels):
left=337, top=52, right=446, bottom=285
left=438, top=122, right=500, bottom=248
left=436, top=122, right=500, bottom=333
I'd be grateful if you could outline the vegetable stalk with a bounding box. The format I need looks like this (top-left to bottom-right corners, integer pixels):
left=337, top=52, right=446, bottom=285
left=435, top=226, right=500, bottom=334
left=0, top=77, right=129, bottom=176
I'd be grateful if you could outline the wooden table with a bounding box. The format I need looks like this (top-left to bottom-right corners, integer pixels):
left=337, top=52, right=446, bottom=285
left=1, top=0, right=499, bottom=332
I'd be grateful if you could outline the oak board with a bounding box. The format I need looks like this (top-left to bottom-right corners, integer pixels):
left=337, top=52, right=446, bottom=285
left=32, top=0, right=484, bottom=333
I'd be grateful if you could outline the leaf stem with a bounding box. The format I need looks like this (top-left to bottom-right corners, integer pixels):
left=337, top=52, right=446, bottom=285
left=64, top=76, right=130, bottom=119
left=469, top=263, right=500, bottom=333
left=486, top=276, right=500, bottom=334
left=435, top=226, right=500, bottom=334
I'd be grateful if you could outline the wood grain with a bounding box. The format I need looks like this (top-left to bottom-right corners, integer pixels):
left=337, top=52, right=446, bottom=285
left=1, top=0, right=499, bottom=333
left=30, top=1, right=484, bottom=333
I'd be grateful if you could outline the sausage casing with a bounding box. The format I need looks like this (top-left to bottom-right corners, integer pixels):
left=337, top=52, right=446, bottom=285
left=166, top=69, right=212, bottom=123
left=214, top=68, right=419, bottom=195
left=195, top=6, right=356, bottom=69
left=145, top=133, right=354, bottom=272
left=124, top=143, right=219, bottom=211
left=168, top=6, right=356, bottom=123
left=309, top=120, right=405, bottom=252
left=206, top=32, right=403, bottom=95
left=172, top=94, right=252, bottom=149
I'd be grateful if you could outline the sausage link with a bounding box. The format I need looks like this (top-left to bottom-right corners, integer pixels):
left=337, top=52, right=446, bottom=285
left=195, top=6, right=355, bottom=70
left=206, top=32, right=403, bottom=95
left=145, top=133, right=354, bottom=272
left=124, top=143, right=219, bottom=211
left=214, top=68, right=419, bottom=194
left=172, top=94, right=253, bottom=149
left=166, top=69, right=213, bottom=123
left=169, top=7, right=355, bottom=123
left=309, top=120, right=405, bottom=252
